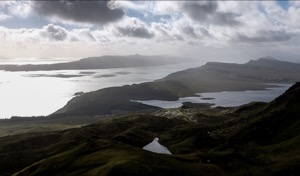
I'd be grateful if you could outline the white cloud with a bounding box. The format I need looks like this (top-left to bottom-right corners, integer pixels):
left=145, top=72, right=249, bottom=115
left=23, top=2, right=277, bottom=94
left=0, top=12, right=11, bottom=21
left=0, top=1, right=32, bottom=19
left=116, top=1, right=151, bottom=11
left=151, top=1, right=181, bottom=16
left=288, top=6, right=300, bottom=26
left=289, top=1, right=300, bottom=7
left=71, top=28, right=96, bottom=42
left=40, top=24, right=68, bottom=41
left=115, top=17, right=155, bottom=38
left=8, top=1, right=32, bottom=18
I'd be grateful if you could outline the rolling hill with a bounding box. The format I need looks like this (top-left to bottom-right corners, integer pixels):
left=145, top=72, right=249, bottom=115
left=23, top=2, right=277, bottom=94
left=0, top=82, right=299, bottom=175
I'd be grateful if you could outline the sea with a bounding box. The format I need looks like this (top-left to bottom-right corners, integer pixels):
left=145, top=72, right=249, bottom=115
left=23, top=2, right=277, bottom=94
left=0, top=60, right=203, bottom=118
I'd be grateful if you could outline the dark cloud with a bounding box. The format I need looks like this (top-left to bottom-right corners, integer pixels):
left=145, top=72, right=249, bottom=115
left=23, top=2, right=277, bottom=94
left=40, top=24, right=68, bottom=41
left=181, top=1, right=240, bottom=26
left=213, top=12, right=240, bottom=26
left=236, top=30, right=293, bottom=43
left=118, top=26, right=154, bottom=39
left=182, top=26, right=198, bottom=38
left=199, top=28, right=210, bottom=36
left=32, top=0, right=124, bottom=25
left=182, top=2, right=217, bottom=21
left=182, top=26, right=211, bottom=39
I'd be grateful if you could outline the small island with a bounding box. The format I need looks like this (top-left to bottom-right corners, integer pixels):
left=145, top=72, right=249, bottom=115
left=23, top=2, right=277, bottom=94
left=74, top=91, right=84, bottom=96
left=200, top=97, right=215, bottom=100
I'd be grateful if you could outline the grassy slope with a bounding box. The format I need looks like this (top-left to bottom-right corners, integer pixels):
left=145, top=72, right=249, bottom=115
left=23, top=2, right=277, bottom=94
left=0, top=83, right=299, bottom=175
left=0, top=115, right=109, bottom=137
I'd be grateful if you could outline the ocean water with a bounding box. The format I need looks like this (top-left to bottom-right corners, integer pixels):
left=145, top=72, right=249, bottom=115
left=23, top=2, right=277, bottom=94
left=0, top=62, right=203, bottom=118
left=135, top=84, right=292, bottom=108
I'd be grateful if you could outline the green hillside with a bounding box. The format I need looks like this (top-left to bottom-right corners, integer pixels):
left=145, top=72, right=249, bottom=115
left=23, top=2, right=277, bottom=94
left=0, top=83, right=299, bottom=176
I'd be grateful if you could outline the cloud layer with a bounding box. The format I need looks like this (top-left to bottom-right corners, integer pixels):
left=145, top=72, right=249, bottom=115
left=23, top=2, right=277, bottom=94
left=0, top=1, right=300, bottom=62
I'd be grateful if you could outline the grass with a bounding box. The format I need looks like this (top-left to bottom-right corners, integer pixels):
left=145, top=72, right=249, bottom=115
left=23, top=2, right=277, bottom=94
left=0, top=124, right=84, bottom=137
left=1, top=83, right=299, bottom=175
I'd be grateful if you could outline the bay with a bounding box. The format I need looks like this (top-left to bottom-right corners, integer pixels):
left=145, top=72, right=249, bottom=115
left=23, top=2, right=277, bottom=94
left=135, top=84, right=292, bottom=108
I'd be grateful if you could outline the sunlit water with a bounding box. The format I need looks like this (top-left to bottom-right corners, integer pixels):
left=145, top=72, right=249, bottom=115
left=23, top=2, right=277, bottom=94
left=135, top=84, right=292, bottom=108
left=0, top=62, right=204, bottom=118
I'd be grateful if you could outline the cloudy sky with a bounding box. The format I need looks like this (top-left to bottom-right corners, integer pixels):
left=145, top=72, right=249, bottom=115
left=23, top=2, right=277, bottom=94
left=0, top=0, right=299, bottom=63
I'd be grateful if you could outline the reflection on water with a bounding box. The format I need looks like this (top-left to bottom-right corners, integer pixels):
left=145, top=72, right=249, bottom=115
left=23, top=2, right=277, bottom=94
left=199, top=85, right=292, bottom=107
left=0, top=62, right=203, bottom=118
left=136, top=84, right=292, bottom=109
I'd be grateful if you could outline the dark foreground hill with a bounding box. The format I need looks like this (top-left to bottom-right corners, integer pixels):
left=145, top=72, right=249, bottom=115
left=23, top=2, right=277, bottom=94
left=54, top=58, right=300, bottom=117
left=0, top=83, right=299, bottom=176
left=0, top=55, right=188, bottom=71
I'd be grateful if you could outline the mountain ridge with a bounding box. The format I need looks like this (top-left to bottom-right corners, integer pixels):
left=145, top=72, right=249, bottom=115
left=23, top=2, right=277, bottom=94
left=0, top=55, right=190, bottom=72
left=246, top=57, right=300, bottom=72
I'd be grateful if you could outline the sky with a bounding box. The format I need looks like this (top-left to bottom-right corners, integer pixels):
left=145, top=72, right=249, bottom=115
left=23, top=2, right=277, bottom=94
left=0, top=0, right=300, bottom=63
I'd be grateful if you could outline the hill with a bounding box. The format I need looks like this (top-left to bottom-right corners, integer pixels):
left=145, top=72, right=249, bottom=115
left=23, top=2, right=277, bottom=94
left=54, top=58, right=300, bottom=117
left=0, top=55, right=189, bottom=71
left=0, top=83, right=299, bottom=175
left=160, top=57, right=300, bottom=92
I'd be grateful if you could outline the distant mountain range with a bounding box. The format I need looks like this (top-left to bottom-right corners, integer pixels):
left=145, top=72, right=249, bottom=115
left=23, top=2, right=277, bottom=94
left=52, top=57, right=300, bottom=117
left=0, top=55, right=190, bottom=71
left=159, top=57, right=300, bottom=92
